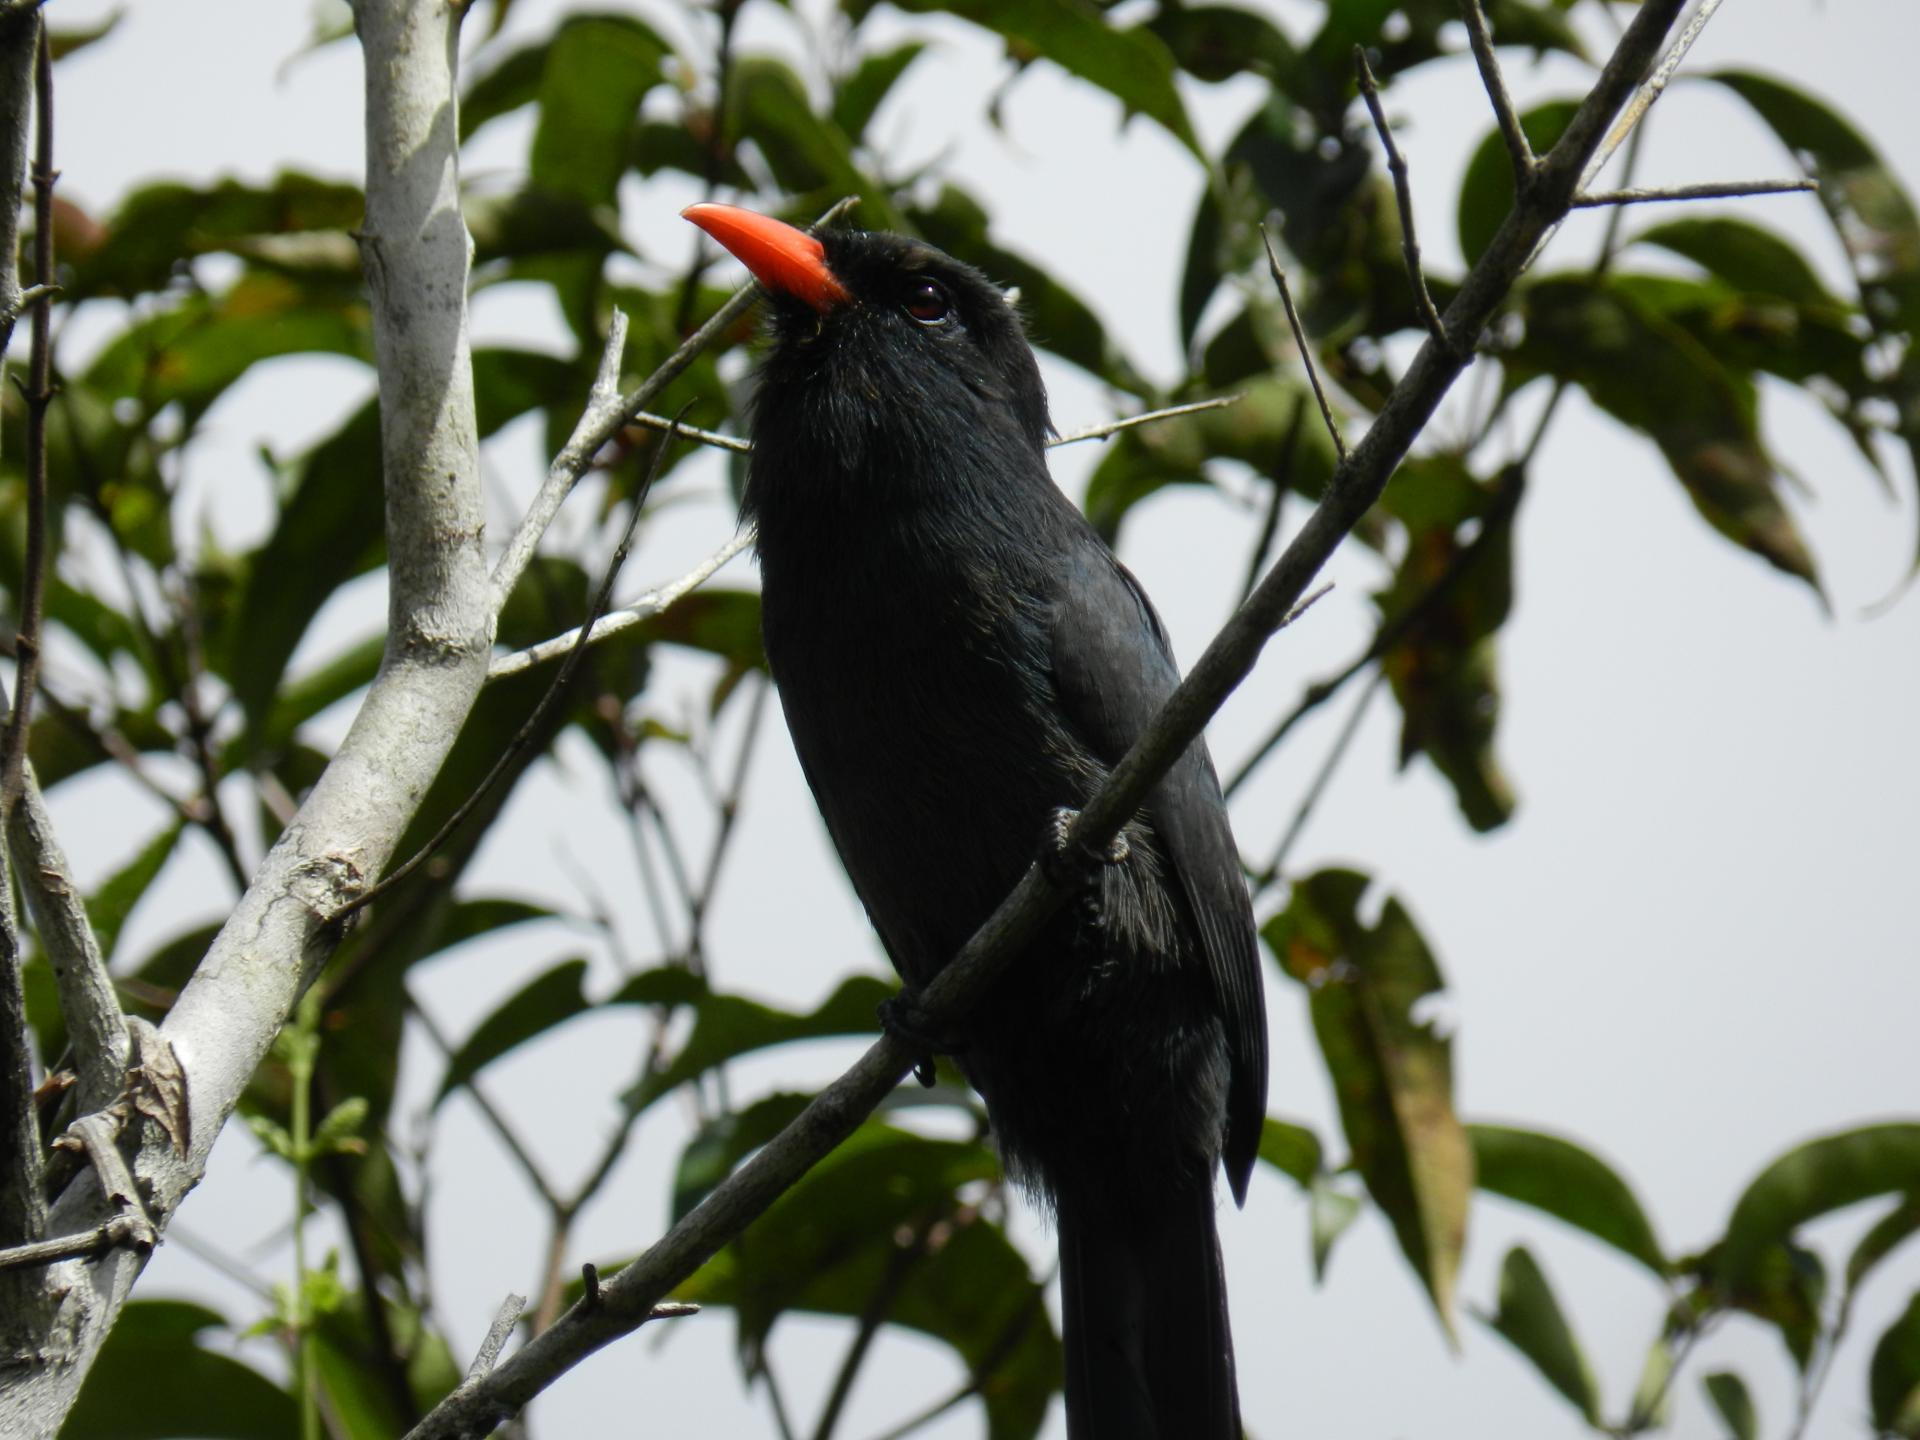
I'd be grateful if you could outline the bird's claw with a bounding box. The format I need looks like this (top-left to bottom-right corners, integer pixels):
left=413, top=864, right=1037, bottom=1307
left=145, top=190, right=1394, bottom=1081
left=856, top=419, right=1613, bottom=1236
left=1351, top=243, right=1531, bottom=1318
left=1041, top=806, right=1130, bottom=889
left=877, top=993, right=958, bottom=1088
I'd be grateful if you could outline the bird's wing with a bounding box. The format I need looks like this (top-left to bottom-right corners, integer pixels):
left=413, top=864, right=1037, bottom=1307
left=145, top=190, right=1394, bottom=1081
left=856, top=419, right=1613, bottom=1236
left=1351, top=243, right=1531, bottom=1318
left=1048, top=543, right=1268, bottom=1200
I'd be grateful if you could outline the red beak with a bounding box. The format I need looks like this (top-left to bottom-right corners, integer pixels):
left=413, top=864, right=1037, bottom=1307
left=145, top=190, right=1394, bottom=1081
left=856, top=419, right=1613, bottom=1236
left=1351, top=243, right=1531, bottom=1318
left=683, top=203, right=852, bottom=313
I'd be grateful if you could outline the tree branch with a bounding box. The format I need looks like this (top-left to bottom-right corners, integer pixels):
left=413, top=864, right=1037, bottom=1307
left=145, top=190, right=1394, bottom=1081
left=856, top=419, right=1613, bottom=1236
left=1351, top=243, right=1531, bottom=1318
left=1458, top=0, right=1534, bottom=186
left=1, top=18, right=54, bottom=816
left=1261, top=228, right=1347, bottom=463
left=0, top=2, right=497, bottom=1429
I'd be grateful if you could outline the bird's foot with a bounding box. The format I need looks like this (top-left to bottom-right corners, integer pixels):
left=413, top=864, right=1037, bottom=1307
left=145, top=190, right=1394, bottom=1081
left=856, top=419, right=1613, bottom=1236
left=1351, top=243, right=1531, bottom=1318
left=1040, top=806, right=1131, bottom=891
left=877, top=992, right=960, bottom=1089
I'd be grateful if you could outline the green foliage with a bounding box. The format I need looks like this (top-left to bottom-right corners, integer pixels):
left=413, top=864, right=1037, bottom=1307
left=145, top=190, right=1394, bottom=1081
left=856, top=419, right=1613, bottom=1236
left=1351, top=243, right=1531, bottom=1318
left=1265, top=869, right=1473, bottom=1334
left=9, top=3, right=1917, bottom=1436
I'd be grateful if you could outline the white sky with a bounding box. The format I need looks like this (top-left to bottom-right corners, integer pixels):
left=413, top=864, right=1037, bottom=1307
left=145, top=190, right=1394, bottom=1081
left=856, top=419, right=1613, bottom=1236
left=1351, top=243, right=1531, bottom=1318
left=27, top=1, right=1920, bottom=1438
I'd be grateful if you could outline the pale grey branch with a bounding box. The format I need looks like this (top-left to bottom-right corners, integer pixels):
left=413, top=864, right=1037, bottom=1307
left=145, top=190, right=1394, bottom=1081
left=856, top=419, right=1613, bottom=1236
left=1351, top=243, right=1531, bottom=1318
left=1570, top=177, right=1817, bottom=208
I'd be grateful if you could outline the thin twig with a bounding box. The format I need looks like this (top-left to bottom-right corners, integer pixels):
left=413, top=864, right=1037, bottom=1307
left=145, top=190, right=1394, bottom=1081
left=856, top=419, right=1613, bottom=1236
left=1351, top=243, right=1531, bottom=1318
left=1458, top=0, right=1534, bottom=185
left=1570, top=177, right=1816, bottom=208
left=337, top=417, right=692, bottom=922
left=1047, top=395, right=1242, bottom=447
left=0, top=1213, right=154, bottom=1273
left=169, top=575, right=251, bottom=891
left=486, top=529, right=753, bottom=683
left=489, top=197, right=858, bottom=613
left=1355, top=46, right=1451, bottom=351
left=1259, top=227, right=1346, bottom=463
left=465, top=1293, right=527, bottom=1382
left=2, top=21, right=54, bottom=816
left=811, top=1220, right=932, bottom=1440
left=622, top=393, right=1246, bottom=458
left=1253, top=669, right=1385, bottom=895
left=409, top=997, right=561, bottom=1212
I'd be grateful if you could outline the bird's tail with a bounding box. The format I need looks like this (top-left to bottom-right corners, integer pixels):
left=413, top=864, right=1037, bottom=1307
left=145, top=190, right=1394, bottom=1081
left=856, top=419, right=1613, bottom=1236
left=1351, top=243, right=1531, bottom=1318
left=1057, top=1175, right=1239, bottom=1439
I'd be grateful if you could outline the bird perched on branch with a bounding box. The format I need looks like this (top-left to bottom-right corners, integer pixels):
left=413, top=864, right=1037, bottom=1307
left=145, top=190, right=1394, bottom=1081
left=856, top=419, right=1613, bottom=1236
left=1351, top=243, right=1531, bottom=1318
left=684, top=202, right=1265, bottom=1439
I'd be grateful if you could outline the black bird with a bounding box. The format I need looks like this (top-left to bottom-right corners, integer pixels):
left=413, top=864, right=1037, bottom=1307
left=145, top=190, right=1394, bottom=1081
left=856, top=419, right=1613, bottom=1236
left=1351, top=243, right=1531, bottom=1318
left=684, top=203, right=1265, bottom=1439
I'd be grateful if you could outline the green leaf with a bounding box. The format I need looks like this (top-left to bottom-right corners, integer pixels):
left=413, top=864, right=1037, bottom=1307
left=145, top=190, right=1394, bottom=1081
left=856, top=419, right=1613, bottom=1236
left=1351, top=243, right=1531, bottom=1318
left=854, top=0, right=1200, bottom=158
left=1376, top=456, right=1518, bottom=833
left=531, top=15, right=672, bottom=204
left=1258, top=1116, right=1324, bottom=1188
left=623, top=973, right=893, bottom=1115
left=86, top=821, right=184, bottom=964
left=832, top=42, right=928, bottom=142
left=1265, top=869, right=1473, bottom=1334
left=1149, top=4, right=1302, bottom=87
left=226, top=400, right=384, bottom=757
left=1082, top=376, right=1337, bottom=542
left=1720, top=1124, right=1920, bottom=1292
left=1507, top=274, right=1819, bottom=590
left=313, top=1096, right=369, bottom=1156
left=725, top=58, right=901, bottom=229
left=1703, top=1371, right=1758, bottom=1440
left=83, top=271, right=373, bottom=424
left=1482, top=1245, right=1603, bottom=1426
left=1873, top=1292, right=1920, bottom=1437
left=1458, top=101, right=1578, bottom=265
left=1850, top=1195, right=1920, bottom=1294
left=676, top=1122, right=1058, bottom=1439
left=467, top=185, right=626, bottom=267
left=1309, top=1174, right=1364, bottom=1282
left=69, top=172, right=364, bottom=300
left=64, top=1301, right=298, bottom=1439
left=1634, top=216, right=1838, bottom=309
left=1629, top=1337, right=1675, bottom=1431
left=1694, top=1236, right=1827, bottom=1371
left=311, top=1291, right=461, bottom=1435
left=1469, top=1123, right=1666, bottom=1276
left=49, top=11, right=124, bottom=62
left=434, top=958, right=593, bottom=1106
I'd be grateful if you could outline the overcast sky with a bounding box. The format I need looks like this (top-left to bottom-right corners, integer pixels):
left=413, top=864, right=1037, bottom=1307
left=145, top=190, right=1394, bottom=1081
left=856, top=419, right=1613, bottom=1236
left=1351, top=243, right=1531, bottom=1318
left=29, top=1, right=1920, bottom=1437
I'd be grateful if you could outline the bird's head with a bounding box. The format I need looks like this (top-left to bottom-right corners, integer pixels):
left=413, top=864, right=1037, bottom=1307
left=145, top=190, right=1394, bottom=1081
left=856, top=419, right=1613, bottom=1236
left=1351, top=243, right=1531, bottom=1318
left=684, top=203, right=1052, bottom=513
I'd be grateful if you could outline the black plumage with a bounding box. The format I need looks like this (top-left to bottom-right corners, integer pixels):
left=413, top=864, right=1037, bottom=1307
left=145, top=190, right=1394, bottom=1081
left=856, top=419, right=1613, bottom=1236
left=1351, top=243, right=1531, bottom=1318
left=686, top=204, right=1265, bottom=1438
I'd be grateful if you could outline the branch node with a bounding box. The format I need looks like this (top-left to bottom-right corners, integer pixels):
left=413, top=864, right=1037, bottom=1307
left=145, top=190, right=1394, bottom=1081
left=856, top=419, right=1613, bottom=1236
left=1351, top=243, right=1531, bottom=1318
left=580, top=1262, right=601, bottom=1312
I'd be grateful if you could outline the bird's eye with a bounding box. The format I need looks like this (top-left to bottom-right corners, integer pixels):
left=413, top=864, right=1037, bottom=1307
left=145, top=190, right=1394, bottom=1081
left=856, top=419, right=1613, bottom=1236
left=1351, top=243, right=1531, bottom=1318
left=903, top=279, right=950, bottom=325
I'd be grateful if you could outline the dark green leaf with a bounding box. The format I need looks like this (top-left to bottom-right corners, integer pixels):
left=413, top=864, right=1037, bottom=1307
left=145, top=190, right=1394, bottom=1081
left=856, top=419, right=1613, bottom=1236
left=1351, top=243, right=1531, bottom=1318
left=311, top=1292, right=460, bottom=1435
left=1264, top=869, right=1472, bottom=1333
left=434, top=958, right=592, bottom=1106
left=832, top=42, right=928, bottom=142
left=83, top=271, right=373, bottom=424
left=851, top=0, right=1199, bottom=157
left=1703, top=1371, right=1758, bottom=1440
left=531, top=15, right=671, bottom=204
left=226, top=400, right=384, bottom=757
left=1149, top=5, right=1302, bottom=87
left=1635, top=216, right=1837, bottom=309
left=1694, top=1237, right=1827, bottom=1371
left=466, top=185, right=625, bottom=266
left=64, top=1301, right=298, bottom=1439
left=1508, top=274, right=1819, bottom=590
left=69, top=172, right=363, bottom=300
left=1720, top=1124, right=1920, bottom=1292
left=624, top=973, right=893, bottom=1115
left=49, top=11, right=123, bottom=62
left=1458, top=101, right=1578, bottom=266
left=1482, top=1245, right=1602, bottom=1425
left=676, top=1122, right=1058, bottom=1439
left=86, top=821, right=184, bottom=964
left=1470, top=1123, right=1666, bottom=1275
left=1873, top=1292, right=1920, bottom=1437
left=1258, top=1116, right=1323, bottom=1188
